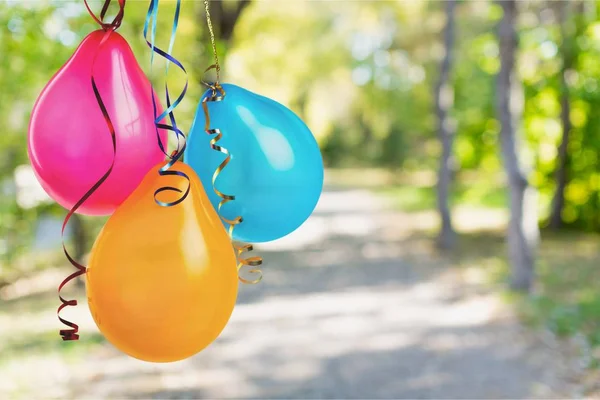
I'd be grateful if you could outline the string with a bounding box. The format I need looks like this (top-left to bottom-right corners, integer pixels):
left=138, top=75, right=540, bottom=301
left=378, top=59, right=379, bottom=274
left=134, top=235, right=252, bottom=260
left=201, top=2, right=262, bottom=284
left=203, top=0, right=220, bottom=83
left=57, top=0, right=125, bottom=341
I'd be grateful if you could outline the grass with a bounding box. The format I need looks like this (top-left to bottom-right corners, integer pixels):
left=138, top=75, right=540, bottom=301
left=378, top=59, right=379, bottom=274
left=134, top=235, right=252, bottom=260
left=456, top=229, right=600, bottom=366
left=0, top=286, right=106, bottom=364
left=519, top=230, right=600, bottom=366
left=0, top=284, right=106, bottom=398
left=0, top=329, right=104, bottom=363
left=377, top=183, right=506, bottom=212
left=326, top=168, right=507, bottom=212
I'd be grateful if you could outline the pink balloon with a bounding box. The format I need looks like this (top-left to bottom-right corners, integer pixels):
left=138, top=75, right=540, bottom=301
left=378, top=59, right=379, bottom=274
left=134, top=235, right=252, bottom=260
left=28, top=30, right=167, bottom=216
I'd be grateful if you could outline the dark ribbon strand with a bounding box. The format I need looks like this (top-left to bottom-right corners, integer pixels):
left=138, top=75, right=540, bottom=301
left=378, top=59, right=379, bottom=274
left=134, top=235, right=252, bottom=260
left=143, top=0, right=191, bottom=207
left=84, top=0, right=125, bottom=32
left=57, top=0, right=126, bottom=341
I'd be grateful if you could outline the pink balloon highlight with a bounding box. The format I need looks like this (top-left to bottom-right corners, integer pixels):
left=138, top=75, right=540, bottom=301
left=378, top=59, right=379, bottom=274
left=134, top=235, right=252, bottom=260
left=28, top=30, right=167, bottom=216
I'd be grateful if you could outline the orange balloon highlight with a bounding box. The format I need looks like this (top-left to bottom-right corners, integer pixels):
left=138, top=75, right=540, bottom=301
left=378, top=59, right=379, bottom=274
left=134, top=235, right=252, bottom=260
left=86, top=162, right=238, bottom=362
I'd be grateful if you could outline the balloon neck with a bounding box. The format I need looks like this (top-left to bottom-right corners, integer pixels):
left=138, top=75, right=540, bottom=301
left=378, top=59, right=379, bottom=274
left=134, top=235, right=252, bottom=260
left=203, top=83, right=226, bottom=101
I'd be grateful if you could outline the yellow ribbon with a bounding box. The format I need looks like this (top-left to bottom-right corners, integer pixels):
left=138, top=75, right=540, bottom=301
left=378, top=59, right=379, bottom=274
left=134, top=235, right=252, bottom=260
left=201, top=78, right=263, bottom=284
left=202, top=0, right=261, bottom=284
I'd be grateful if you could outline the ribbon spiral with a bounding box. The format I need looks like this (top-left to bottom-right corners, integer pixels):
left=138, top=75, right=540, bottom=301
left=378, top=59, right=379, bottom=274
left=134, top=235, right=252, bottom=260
left=201, top=81, right=263, bottom=284
left=57, top=0, right=126, bottom=341
left=201, top=0, right=262, bottom=284
left=143, top=0, right=190, bottom=207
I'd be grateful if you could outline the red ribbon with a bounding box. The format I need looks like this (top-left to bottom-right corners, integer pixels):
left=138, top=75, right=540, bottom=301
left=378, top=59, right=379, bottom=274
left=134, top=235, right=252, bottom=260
left=84, top=0, right=125, bottom=32
left=57, top=0, right=126, bottom=341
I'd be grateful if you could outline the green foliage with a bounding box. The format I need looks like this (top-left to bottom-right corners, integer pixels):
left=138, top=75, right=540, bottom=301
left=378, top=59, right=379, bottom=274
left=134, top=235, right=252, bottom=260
left=0, top=3, right=74, bottom=266
left=2, top=0, right=600, bottom=281
left=519, top=2, right=600, bottom=231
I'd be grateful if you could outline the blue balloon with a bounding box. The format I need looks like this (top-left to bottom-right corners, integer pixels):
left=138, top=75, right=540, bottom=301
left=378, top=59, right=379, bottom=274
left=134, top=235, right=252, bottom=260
left=186, top=84, right=324, bottom=243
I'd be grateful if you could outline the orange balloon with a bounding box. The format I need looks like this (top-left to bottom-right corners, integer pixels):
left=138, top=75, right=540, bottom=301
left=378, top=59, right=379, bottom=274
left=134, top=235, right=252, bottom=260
left=86, top=162, right=238, bottom=362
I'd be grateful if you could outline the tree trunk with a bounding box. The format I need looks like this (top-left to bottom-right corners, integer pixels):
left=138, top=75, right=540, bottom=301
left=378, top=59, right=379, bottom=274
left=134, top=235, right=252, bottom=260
left=496, top=0, right=538, bottom=292
left=196, top=1, right=251, bottom=84
left=549, top=0, right=580, bottom=229
left=434, top=0, right=458, bottom=250
left=212, top=1, right=251, bottom=42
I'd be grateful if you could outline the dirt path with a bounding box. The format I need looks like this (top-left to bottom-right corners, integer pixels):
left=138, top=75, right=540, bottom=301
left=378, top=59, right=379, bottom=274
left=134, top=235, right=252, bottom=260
left=1, top=188, right=581, bottom=399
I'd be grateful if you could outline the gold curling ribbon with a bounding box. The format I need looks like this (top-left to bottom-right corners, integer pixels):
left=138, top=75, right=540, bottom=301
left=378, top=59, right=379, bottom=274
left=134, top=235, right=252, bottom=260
left=202, top=1, right=261, bottom=284
left=202, top=78, right=263, bottom=284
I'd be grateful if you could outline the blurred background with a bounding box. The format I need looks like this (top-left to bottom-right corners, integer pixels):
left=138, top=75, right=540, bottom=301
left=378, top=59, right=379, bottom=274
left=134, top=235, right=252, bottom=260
left=2, top=0, right=600, bottom=398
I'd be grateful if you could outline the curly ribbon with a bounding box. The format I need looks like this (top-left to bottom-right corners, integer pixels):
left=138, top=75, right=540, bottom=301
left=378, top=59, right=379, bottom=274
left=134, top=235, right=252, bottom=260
left=201, top=79, right=263, bottom=284
left=57, top=0, right=126, bottom=341
left=143, top=0, right=190, bottom=207
left=141, top=0, right=262, bottom=282
left=202, top=0, right=262, bottom=284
